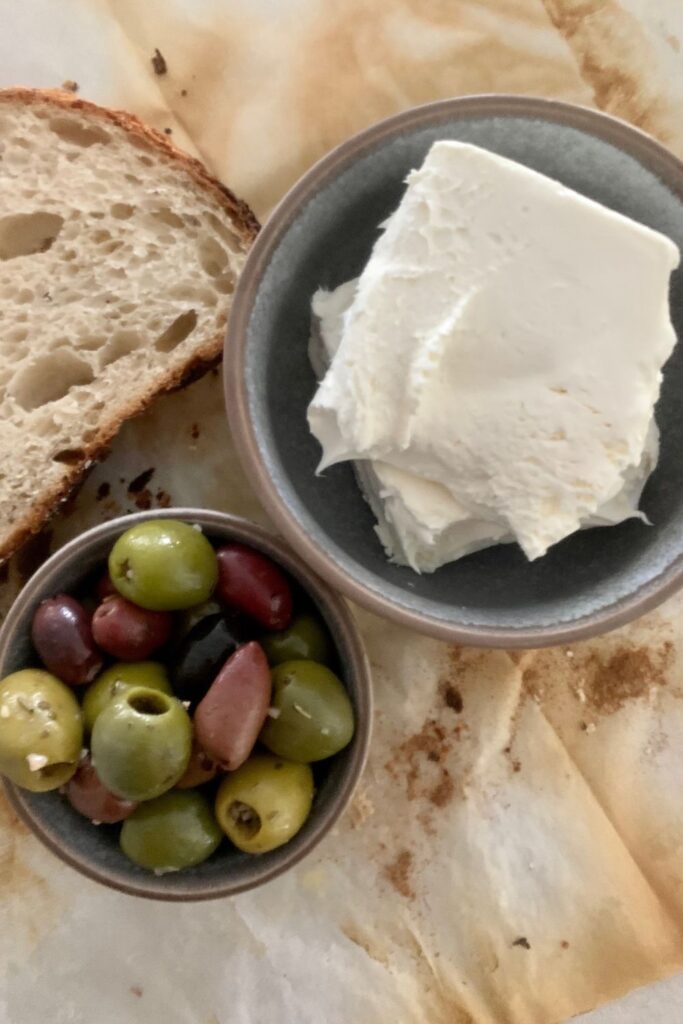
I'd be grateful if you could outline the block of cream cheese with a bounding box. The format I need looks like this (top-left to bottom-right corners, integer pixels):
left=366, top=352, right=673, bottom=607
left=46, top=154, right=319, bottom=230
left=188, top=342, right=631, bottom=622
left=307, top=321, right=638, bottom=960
left=310, top=282, right=659, bottom=572
left=307, top=141, right=679, bottom=567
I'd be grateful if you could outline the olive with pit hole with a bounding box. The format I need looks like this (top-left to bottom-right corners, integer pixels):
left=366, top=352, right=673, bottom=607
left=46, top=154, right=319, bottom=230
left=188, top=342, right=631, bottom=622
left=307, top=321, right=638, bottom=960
left=91, top=686, right=191, bottom=801
left=109, top=519, right=218, bottom=611
left=261, top=613, right=331, bottom=666
left=260, top=660, right=354, bottom=762
left=82, top=661, right=172, bottom=734
left=92, top=594, right=172, bottom=660
left=194, top=642, right=271, bottom=771
left=214, top=754, right=314, bottom=854
left=171, top=613, right=240, bottom=705
left=66, top=754, right=137, bottom=823
left=31, top=594, right=103, bottom=686
left=120, top=790, right=222, bottom=872
left=175, top=738, right=218, bottom=789
left=215, top=544, right=292, bottom=630
left=0, top=669, right=83, bottom=791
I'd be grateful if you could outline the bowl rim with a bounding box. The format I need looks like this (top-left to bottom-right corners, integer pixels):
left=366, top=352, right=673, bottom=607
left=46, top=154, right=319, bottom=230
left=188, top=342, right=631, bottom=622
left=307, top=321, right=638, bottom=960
left=0, top=508, right=372, bottom=901
left=224, top=93, right=683, bottom=649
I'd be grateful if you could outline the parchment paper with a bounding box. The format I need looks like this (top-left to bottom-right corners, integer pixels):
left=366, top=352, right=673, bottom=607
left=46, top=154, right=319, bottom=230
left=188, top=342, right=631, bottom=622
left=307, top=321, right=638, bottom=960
left=1, top=3, right=683, bottom=1023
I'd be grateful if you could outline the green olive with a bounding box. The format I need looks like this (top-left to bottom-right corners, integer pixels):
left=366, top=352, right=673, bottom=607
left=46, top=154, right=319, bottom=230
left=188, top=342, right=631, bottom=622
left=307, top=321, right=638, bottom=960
left=91, top=686, right=191, bottom=801
left=120, top=790, right=222, bottom=872
left=82, top=662, right=172, bottom=734
left=109, top=520, right=218, bottom=611
left=260, top=614, right=331, bottom=666
left=0, top=669, right=83, bottom=791
left=260, top=660, right=354, bottom=762
left=215, top=754, right=313, bottom=854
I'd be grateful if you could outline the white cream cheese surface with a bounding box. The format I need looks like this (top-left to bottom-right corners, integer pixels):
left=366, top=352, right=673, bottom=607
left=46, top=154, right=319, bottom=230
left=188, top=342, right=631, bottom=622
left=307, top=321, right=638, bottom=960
left=307, top=141, right=679, bottom=570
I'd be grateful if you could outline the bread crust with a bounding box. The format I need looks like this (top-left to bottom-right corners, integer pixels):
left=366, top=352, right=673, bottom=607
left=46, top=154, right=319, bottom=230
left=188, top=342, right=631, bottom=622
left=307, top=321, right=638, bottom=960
left=0, top=88, right=260, bottom=562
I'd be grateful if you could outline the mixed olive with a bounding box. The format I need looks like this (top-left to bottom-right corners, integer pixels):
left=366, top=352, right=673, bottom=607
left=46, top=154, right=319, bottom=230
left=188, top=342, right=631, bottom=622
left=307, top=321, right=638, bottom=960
left=0, top=520, right=355, bottom=873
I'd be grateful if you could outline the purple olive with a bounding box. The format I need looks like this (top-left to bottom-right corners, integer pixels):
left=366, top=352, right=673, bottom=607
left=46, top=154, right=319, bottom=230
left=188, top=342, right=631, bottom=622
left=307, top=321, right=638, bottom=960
left=92, top=595, right=172, bottom=661
left=171, top=612, right=240, bottom=706
left=31, top=595, right=103, bottom=686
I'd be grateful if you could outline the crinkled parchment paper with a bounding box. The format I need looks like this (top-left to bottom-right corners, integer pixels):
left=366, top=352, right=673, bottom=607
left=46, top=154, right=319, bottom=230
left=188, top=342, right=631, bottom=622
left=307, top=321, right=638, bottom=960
left=1, top=2, right=683, bottom=1023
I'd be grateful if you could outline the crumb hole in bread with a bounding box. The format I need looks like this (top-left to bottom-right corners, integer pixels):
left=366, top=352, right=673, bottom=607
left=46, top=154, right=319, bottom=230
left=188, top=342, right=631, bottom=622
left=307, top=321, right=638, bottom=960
left=10, top=351, right=94, bottom=411
left=198, top=236, right=229, bottom=278
left=150, top=207, right=184, bottom=229
left=216, top=276, right=235, bottom=295
left=92, top=229, right=111, bottom=244
left=75, top=336, right=104, bottom=351
left=16, top=288, right=34, bottom=304
left=111, top=203, right=134, bottom=220
left=48, top=117, right=110, bottom=148
left=124, top=173, right=141, bottom=185
left=205, top=213, right=243, bottom=253
left=100, top=330, right=141, bottom=366
left=51, top=447, right=85, bottom=465
left=155, top=310, right=197, bottom=352
left=138, top=155, right=154, bottom=167
left=168, top=283, right=217, bottom=307
left=0, top=212, right=64, bottom=261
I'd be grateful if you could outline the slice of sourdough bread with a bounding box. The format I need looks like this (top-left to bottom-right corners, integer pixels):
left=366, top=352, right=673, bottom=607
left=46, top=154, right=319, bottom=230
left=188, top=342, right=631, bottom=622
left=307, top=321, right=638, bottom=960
left=0, top=88, right=259, bottom=561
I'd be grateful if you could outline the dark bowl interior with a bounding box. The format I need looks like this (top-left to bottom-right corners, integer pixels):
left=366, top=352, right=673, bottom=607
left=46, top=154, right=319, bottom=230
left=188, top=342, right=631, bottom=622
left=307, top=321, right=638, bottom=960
left=229, top=96, right=683, bottom=644
left=0, top=510, right=371, bottom=900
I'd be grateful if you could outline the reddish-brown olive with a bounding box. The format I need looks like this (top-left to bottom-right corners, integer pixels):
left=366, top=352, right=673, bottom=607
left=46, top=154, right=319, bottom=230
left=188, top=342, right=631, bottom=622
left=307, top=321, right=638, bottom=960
left=66, top=756, right=138, bottom=823
left=194, top=641, right=271, bottom=771
left=92, top=594, right=172, bottom=661
left=175, top=738, right=219, bottom=789
left=95, top=573, right=117, bottom=602
left=215, top=544, right=292, bottom=630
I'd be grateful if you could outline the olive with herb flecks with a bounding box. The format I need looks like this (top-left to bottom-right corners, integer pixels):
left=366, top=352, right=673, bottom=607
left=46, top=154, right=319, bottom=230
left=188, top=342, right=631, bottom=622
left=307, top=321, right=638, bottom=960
left=0, top=669, right=82, bottom=791
left=260, top=660, right=354, bottom=762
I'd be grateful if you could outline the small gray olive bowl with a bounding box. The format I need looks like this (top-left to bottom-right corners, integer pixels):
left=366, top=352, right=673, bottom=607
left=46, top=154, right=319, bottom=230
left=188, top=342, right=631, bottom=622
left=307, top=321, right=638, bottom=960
left=0, top=509, right=371, bottom=900
left=225, top=94, right=683, bottom=648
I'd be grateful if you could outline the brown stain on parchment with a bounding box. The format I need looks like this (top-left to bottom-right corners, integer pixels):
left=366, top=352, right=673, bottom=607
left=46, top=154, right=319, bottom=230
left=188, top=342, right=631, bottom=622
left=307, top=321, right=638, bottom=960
left=102, top=0, right=591, bottom=217
left=289, top=0, right=591, bottom=201
left=0, top=792, right=64, bottom=951
left=341, top=922, right=391, bottom=967
left=541, top=0, right=683, bottom=153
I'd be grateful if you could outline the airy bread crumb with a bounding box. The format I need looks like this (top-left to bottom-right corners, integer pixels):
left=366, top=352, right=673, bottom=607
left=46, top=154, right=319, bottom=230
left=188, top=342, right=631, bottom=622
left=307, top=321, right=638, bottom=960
left=0, top=88, right=258, bottom=560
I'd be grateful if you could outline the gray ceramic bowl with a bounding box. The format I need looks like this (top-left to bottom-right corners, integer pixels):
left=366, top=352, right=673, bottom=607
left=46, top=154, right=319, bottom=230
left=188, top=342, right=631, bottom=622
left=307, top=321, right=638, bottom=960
left=225, top=95, right=683, bottom=647
left=0, top=509, right=371, bottom=900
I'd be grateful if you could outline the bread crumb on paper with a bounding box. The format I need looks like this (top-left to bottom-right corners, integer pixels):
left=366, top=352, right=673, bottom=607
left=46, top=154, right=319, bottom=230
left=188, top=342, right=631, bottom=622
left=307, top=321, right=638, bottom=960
left=151, top=49, right=167, bottom=75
